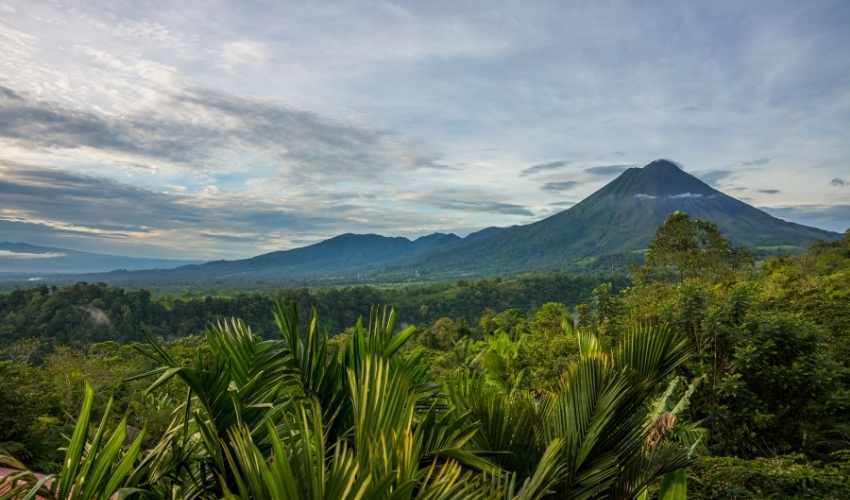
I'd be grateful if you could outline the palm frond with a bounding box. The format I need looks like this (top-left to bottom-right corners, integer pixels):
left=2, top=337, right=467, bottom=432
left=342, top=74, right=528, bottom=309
left=0, top=382, right=144, bottom=500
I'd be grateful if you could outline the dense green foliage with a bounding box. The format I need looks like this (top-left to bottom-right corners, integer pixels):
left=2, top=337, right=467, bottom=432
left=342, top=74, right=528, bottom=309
left=1, top=215, right=848, bottom=498
left=0, top=273, right=621, bottom=344
left=2, top=306, right=695, bottom=499
left=689, top=454, right=850, bottom=499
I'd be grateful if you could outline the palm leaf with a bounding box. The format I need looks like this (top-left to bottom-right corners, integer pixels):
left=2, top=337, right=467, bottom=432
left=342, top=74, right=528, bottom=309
left=0, top=382, right=144, bottom=500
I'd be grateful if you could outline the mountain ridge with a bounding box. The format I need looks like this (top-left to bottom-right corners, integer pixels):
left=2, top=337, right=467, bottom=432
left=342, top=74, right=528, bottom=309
left=176, top=232, right=462, bottom=278
left=8, top=160, right=842, bottom=283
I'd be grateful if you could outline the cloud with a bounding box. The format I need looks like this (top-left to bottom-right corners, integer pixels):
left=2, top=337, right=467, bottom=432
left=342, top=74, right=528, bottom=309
left=635, top=193, right=711, bottom=200
left=420, top=162, right=460, bottom=170
left=671, top=193, right=705, bottom=198
left=446, top=201, right=534, bottom=216
left=0, top=85, right=445, bottom=182
left=697, top=169, right=734, bottom=186
left=198, top=232, right=266, bottom=243
left=0, top=160, right=514, bottom=257
left=757, top=188, right=781, bottom=194
left=761, top=205, right=850, bottom=233
left=0, top=162, right=352, bottom=254
left=423, top=191, right=534, bottom=216
left=0, top=90, right=152, bottom=156
left=520, top=160, right=571, bottom=177
left=221, top=41, right=271, bottom=68
left=0, top=86, right=22, bottom=100
left=541, top=180, right=579, bottom=193
left=741, top=158, right=771, bottom=166
left=830, top=178, right=847, bottom=187
left=0, top=250, right=65, bottom=259
left=584, top=164, right=632, bottom=176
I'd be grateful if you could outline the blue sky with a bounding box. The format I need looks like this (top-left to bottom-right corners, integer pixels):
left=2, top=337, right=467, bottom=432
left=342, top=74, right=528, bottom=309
left=1, top=0, right=848, bottom=259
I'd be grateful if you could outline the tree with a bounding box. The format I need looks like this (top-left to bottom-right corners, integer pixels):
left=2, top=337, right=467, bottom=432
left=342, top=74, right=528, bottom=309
left=420, top=316, right=461, bottom=350
left=644, top=211, right=751, bottom=282
left=529, top=302, right=569, bottom=337
left=708, top=312, right=829, bottom=456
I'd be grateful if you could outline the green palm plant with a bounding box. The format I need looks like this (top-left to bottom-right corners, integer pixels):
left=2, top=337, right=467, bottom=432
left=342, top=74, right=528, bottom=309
left=448, top=322, right=695, bottom=499
left=347, top=354, right=496, bottom=498
left=446, top=378, right=541, bottom=478
left=126, top=304, right=501, bottom=499
left=221, top=400, right=367, bottom=500
left=0, top=382, right=145, bottom=500
left=127, top=317, right=295, bottom=497
left=479, top=331, right=526, bottom=392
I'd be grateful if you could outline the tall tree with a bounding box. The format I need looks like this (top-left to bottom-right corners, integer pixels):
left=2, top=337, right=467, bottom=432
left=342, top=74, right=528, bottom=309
left=644, top=211, right=751, bottom=282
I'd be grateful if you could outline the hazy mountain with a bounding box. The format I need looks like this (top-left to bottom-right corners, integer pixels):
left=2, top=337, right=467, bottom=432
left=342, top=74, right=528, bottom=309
left=0, top=242, right=198, bottom=275
left=23, top=159, right=840, bottom=284
left=169, top=232, right=462, bottom=280
left=63, top=232, right=462, bottom=284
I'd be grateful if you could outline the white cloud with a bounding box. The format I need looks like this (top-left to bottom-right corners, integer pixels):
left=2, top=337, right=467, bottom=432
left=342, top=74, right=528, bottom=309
left=0, top=250, right=65, bottom=259
left=220, top=41, right=270, bottom=69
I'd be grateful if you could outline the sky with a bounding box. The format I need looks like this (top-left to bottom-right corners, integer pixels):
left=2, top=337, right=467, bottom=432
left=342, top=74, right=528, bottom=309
left=1, top=0, right=849, bottom=259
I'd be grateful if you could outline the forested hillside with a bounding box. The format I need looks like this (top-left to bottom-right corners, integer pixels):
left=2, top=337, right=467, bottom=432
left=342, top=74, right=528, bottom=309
left=1, top=216, right=848, bottom=498
left=0, top=272, right=622, bottom=344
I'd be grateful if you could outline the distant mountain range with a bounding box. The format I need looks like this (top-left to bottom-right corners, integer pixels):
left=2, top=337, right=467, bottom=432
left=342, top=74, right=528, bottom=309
left=160, top=232, right=462, bottom=281
left=0, top=242, right=198, bottom=275
left=7, top=160, right=841, bottom=284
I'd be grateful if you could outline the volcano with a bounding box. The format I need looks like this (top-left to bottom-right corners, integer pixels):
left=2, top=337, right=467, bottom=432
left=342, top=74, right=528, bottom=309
left=407, top=159, right=840, bottom=274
